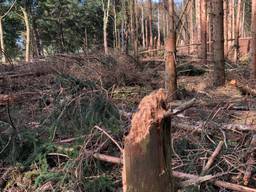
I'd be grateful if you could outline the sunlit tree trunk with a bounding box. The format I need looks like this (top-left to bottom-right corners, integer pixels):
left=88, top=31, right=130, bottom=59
left=234, top=0, right=243, bottom=63
left=250, top=0, right=256, bottom=78
left=102, top=0, right=110, bottom=54
left=0, top=18, right=5, bottom=63
left=21, top=7, right=30, bottom=62
left=164, top=0, right=177, bottom=100
left=212, top=0, right=225, bottom=86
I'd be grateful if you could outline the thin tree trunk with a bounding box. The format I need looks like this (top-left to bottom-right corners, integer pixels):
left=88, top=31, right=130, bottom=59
left=31, top=18, right=43, bottom=57
left=224, top=0, right=228, bottom=57
left=141, top=4, right=145, bottom=48
left=212, top=0, right=225, bottom=86
left=200, top=0, right=207, bottom=64
left=102, top=0, right=110, bottom=54
left=195, top=0, right=201, bottom=45
left=113, top=1, right=117, bottom=49
left=0, top=18, right=5, bottom=63
left=234, top=0, right=243, bottom=63
left=250, top=0, right=256, bottom=78
left=148, top=0, right=153, bottom=49
left=157, top=4, right=161, bottom=49
left=164, top=0, right=177, bottom=100
left=21, top=7, right=30, bottom=62
left=189, top=0, right=194, bottom=53
left=228, top=0, right=233, bottom=53
left=145, top=19, right=148, bottom=48
left=208, top=1, right=213, bottom=57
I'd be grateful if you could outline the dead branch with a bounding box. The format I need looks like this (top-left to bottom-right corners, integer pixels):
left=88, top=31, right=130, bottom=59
left=165, top=98, right=196, bottom=117
left=243, top=135, right=256, bottom=185
left=201, top=141, right=224, bottom=175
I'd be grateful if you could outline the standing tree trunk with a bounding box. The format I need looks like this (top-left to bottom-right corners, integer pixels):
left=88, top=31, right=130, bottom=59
left=212, top=0, right=225, bottom=86
left=0, top=18, right=5, bottom=63
left=157, top=3, right=161, bottom=49
left=200, top=0, right=207, bottom=64
left=122, top=89, right=174, bottom=192
left=102, top=0, right=110, bottom=54
left=250, top=0, right=256, bottom=78
left=148, top=0, right=153, bottom=50
left=223, top=0, right=228, bottom=57
left=21, top=7, right=30, bottom=62
left=130, top=0, right=138, bottom=58
left=208, top=1, right=213, bottom=55
left=164, top=0, right=177, bottom=100
left=141, top=4, right=146, bottom=48
left=189, top=0, right=194, bottom=53
left=113, top=1, right=118, bottom=49
left=195, top=0, right=201, bottom=47
left=228, top=0, right=233, bottom=54
left=234, top=0, right=243, bottom=63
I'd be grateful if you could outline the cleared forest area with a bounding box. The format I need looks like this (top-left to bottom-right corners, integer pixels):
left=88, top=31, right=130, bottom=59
left=0, top=0, right=256, bottom=191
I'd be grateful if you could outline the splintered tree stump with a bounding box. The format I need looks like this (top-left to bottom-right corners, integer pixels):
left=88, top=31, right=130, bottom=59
left=122, top=89, right=175, bottom=192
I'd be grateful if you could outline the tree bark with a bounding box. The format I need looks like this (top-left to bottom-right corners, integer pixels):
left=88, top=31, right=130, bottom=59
left=141, top=4, right=146, bottom=48
left=21, top=7, right=30, bottom=62
left=200, top=0, right=207, bottom=64
left=223, top=0, right=228, bottom=57
left=157, top=3, right=161, bottom=49
left=122, top=89, right=175, bottom=192
left=148, top=0, right=153, bottom=50
left=189, top=0, right=194, bottom=53
left=212, top=0, right=225, bottom=86
left=164, top=0, right=177, bottom=100
left=234, top=0, right=243, bottom=63
left=195, top=0, right=201, bottom=46
left=102, top=0, right=110, bottom=54
left=0, top=18, right=5, bottom=64
left=250, top=0, right=256, bottom=78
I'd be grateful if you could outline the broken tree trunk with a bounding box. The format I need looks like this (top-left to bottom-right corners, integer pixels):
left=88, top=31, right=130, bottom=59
left=122, top=89, right=175, bottom=192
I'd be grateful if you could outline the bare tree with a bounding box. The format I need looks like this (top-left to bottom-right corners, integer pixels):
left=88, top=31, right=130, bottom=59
left=212, top=0, right=225, bottom=86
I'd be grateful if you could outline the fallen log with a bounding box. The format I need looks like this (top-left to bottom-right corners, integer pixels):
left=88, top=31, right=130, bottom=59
left=0, top=92, right=41, bottom=106
left=172, top=120, right=256, bottom=132
left=89, top=153, right=256, bottom=192
left=0, top=71, right=48, bottom=81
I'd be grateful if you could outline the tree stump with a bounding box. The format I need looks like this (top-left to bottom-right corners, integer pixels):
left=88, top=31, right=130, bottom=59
left=122, top=89, right=175, bottom=192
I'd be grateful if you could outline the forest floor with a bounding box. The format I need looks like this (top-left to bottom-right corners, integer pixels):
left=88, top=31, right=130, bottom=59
left=0, top=50, right=256, bottom=191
